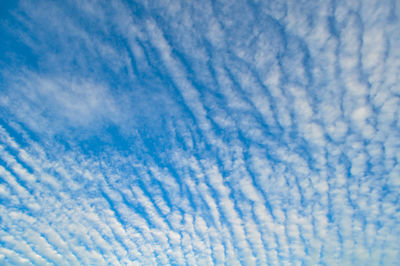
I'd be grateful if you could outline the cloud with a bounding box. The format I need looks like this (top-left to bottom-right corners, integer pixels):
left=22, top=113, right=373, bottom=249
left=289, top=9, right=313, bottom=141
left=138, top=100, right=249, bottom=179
left=1, top=73, right=120, bottom=133
left=0, top=0, right=399, bottom=265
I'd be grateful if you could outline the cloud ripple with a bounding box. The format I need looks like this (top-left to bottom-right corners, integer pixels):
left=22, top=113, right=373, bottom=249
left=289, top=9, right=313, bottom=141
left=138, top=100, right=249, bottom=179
left=0, top=0, right=399, bottom=265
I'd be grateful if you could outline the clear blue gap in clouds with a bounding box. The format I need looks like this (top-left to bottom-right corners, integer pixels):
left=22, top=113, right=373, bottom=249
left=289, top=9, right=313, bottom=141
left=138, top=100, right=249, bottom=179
left=0, top=0, right=399, bottom=265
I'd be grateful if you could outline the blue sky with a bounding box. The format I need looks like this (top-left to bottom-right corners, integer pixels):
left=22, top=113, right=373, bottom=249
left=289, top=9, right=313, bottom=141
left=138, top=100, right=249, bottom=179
left=0, top=0, right=399, bottom=265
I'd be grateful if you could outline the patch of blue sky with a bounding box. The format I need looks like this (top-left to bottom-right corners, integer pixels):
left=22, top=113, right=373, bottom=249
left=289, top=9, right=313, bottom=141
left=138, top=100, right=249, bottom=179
left=0, top=0, right=400, bottom=265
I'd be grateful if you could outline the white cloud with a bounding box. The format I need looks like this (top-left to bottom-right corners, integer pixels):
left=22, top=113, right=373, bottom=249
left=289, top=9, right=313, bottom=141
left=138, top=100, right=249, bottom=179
left=0, top=0, right=399, bottom=264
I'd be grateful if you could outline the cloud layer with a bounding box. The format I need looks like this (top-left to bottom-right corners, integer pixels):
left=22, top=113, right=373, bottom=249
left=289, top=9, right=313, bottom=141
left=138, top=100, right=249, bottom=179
left=0, top=0, right=399, bottom=265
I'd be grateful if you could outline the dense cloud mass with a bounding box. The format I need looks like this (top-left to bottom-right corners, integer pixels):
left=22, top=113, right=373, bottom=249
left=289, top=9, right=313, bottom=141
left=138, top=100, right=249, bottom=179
left=0, top=0, right=399, bottom=265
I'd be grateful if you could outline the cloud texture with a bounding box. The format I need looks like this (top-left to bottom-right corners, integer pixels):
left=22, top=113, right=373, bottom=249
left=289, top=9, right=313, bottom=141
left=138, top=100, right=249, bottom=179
left=0, top=0, right=399, bottom=265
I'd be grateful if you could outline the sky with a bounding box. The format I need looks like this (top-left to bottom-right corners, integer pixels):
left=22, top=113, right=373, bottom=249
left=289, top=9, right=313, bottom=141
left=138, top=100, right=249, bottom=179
left=0, top=0, right=399, bottom=265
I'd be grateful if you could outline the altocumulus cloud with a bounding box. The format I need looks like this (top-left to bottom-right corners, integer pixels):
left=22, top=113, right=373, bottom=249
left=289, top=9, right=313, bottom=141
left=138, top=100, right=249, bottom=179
left=0, top=0, right=399, bottom=265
